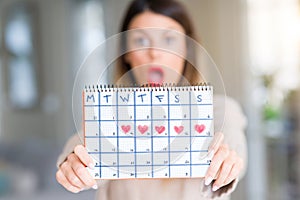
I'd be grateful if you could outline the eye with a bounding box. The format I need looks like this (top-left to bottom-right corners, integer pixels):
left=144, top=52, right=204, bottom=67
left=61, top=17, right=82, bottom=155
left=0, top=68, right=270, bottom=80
left=133, top=37, right=150, bottom=47
left=164, top=36, right=175, bottom=45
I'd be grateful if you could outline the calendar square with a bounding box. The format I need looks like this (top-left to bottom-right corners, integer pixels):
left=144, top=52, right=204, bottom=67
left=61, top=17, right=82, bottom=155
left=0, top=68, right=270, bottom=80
left=100, top=137, right=117, bottom=153
left=169, top=90, right=190, bottom=105
left=118, top=121, right=135, bottom=136
left=191, top=105, right=213, bottom=119
left=191, top=152, right=208, bottom=164
left=169, top=136, right=190, bottom=151
left=170, top=153, right=190, bottom=165
left=135, top=121, right=151, bottom=136
left=153, top=166, right=169, bottom=178
left=152, top=106, right=168, bottom=120
left=135, top=91, right=151, bottom=105
left=169, top=105, right=189, bottom=120
left=152, top=91, right=168, bottom=105
left=152, top=121, right=168, bottom=136
left=153, top=153, right=169, bottom=165
left=100, top=91, right=116, bottom=105
left=136, top=166, right=152, bottom=177
left=101, top=153, right=118, bottom=167
left=85, top=138, right=99, bottom=153
left=136, top=138, right=152, bottom=152
left=119, top=153, right=135, bottom=166
left=136, top=106, right=151, bottom=120
left=118, top=106, right=134, bottom=120
left=117, top=91, right=134, bottom=106
left=101, top=166, right=118, bottom=178
left=84, top=106, right=99, bottom=121
left=84, top=92, right=98, bottom=105
left=191, top=136, right=211, bottom=151
left=136, top=153, right=152, bottom=165
left=100, top=121, right=117, bottom=136
left=118, top=138, right=135, bottom=152
left=169, top=120, right=189, bottom=137
left=100, top=106, right=117, bottom=121
left=153, top=137, right=169, bottom=152
left=119, top=167, right=135, bottom=178
left=170, top=165, right=190, bottom=178
left=191, top=120, right=213, bottom=136
left=85, top=121, right=99, bottom=136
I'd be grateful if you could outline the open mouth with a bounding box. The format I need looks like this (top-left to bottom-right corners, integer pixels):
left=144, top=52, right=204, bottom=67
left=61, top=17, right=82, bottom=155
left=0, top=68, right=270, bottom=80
left=148, top=67, right=164, bottom=86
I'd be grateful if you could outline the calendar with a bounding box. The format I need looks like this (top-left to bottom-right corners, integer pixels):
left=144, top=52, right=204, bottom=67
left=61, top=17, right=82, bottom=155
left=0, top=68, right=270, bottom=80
left=83, top=84, right=214, bottom=179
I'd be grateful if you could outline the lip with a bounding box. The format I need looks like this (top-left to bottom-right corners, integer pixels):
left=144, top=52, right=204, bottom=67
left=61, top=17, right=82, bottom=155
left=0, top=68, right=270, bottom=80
left=147, top=66, right=164, bottom=86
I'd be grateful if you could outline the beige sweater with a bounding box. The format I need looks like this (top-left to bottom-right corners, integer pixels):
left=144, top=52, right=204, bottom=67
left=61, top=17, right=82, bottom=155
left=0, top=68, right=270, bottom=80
left=57, top=95, right=247, bottom=200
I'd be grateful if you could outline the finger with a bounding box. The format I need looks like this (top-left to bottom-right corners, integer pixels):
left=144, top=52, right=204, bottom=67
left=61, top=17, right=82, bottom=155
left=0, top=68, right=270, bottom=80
left=74, top=145, right=94, bottom=169
left=212, top=152, right=236, bottom=191
left=69, top=154, right=98, bottom=189
left=223, top=158, right=243, bottom=185
left=56, top=169, right=81, bottom=193
left=205, top=144, right=229, bottom=186
left=208, top=132, right=224, bottom=153
left=60, top=161, right=86, bottom=189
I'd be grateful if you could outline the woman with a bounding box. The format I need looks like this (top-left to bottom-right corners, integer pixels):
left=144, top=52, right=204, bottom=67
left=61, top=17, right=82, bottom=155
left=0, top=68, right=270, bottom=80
left=56, top=0, right=247, bottom=199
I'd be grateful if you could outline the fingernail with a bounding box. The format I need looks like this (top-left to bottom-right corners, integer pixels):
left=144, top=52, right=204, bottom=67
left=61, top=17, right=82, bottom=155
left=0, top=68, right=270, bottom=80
left=92, top=184, right=98, bottom=190
left=88, top=163, right=95, bottom=170
left=205, top=177, right=213, bottom=186
left=212, top=185, right=219, bottom=192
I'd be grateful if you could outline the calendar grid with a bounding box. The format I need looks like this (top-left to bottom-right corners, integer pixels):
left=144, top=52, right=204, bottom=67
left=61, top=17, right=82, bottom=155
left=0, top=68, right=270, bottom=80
left=116, top=90, right=120, bottom=178
left=86, top=135, right=212, bottom=139
left=98, top=91, right=101, bottom=178
left=84, top=85, right=214, bottom=179
left=89, top=150, right=208, bottom=154
left=85, top=118, right=213, bottom=122
left=167, top=90, right=171, bottom=177
left=84, top=103, right=213, bottom=107
left=189, top=91, right=192, bottom=177
left=134, top=91, right=137, bottom=177
left=151, top=90, right=154, bottom=177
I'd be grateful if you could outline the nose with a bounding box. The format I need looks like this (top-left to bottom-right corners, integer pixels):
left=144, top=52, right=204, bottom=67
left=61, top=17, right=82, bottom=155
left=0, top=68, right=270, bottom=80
left=148, top=47, right=161, bottom=59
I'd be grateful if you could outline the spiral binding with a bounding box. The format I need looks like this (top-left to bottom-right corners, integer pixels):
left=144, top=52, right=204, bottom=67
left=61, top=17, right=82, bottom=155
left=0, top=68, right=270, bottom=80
left=84, top=82, right=212, bottom=93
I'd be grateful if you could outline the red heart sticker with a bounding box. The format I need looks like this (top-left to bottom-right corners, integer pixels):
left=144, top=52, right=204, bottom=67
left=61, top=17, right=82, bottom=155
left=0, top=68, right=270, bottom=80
left=155, top=126, right=165, bottom=134
left=174, top=126, right=184, bottom=134
left=195, top=124, right=205, bottom=133
left=138, top=125, right=148, bottom=134
left=121, top=125, right=131, bottom=134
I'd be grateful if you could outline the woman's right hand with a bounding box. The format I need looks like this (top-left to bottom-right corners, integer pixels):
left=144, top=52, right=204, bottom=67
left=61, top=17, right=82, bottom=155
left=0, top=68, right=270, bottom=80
left=56, top=145, right=98, bottom=193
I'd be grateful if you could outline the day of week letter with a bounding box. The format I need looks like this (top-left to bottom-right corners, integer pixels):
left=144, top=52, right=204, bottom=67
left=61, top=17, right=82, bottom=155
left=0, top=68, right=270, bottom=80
left=197, top=94, right=202, bottom=102
left=174, top=94, right=179, bottom=103
left=86, top=95, right=95, bottom=103
left=155, top=95, right=164, bottom=102
left=137, top=94, right=146, bottom=102
left=103, top=95, right=111, bottom=103
left=120, top=94, right=130, bottom=102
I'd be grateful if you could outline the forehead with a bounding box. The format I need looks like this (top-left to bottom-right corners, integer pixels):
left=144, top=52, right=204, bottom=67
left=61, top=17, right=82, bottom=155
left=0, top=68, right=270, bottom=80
left=128, top=11, right=185, bottom=34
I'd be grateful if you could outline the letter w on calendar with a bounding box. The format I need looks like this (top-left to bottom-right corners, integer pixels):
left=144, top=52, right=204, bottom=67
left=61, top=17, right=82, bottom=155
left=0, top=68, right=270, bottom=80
left=83, top=85, right=214, bottom=179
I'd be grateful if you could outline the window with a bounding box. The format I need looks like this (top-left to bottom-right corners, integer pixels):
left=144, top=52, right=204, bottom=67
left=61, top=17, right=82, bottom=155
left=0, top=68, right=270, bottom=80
left=3, top=3, right=39, bottom=109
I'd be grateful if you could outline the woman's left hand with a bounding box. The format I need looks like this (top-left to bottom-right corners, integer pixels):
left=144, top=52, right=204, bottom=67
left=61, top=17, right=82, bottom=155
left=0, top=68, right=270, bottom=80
left=204, top=132, right=244, bottom=192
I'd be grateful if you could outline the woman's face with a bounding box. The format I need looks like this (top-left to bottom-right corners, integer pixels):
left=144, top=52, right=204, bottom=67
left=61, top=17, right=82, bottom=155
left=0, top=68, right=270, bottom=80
left=124, top=11, right=187, bottom=85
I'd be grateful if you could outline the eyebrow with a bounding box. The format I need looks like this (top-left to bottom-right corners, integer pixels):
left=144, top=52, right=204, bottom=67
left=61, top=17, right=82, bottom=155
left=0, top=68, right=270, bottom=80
left=128, top=27, right=184, bottom=37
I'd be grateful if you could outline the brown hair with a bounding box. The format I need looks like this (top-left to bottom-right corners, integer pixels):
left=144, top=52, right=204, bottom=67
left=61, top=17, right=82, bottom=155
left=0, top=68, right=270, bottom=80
left=114, top=0, right=201, bottom=85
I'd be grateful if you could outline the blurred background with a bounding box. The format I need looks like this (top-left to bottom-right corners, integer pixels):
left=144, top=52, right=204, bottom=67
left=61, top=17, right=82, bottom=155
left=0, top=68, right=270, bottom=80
left=0, top=0, right=299, bottom=199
